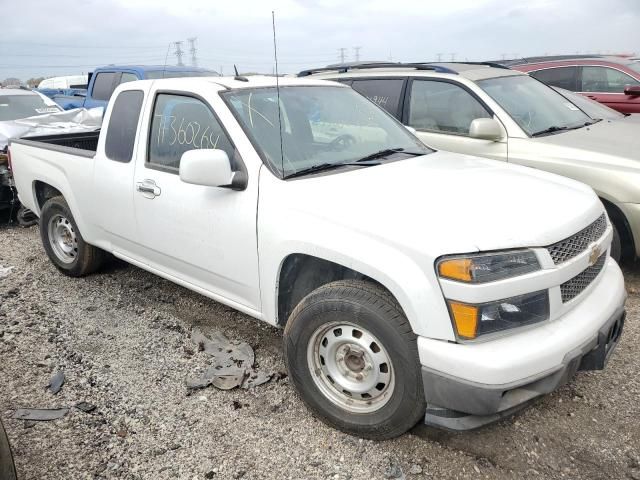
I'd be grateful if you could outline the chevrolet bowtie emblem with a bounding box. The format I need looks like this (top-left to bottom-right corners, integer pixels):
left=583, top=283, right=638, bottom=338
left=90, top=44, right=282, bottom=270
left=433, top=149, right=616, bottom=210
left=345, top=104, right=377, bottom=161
left=589, top=245, right=602, bottom=266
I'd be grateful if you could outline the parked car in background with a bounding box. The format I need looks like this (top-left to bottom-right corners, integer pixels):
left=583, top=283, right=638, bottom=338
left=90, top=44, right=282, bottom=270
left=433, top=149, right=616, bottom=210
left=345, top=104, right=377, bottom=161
left=551, top=86, right=626, bottom=121
left=0, top=418, right=17, bottom=480
left=38, top=75, right=88, bottom=90
left=305, top=62, right=640, bottom=261
left=506, top=56, right=640, bottom=114
left=0, top=88, right=62, bottom=121
left=8, top=75, right=625, bottom=437
left=53, top=65, right=219, bottom=111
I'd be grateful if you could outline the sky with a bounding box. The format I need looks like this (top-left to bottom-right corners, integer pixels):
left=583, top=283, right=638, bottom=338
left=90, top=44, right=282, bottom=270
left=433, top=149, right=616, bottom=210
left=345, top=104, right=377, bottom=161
left=1, top=0, right=639, bottom=81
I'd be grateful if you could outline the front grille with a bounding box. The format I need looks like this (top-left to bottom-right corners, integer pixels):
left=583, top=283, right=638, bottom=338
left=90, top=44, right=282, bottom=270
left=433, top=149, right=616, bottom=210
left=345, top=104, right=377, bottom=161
left=547, top=214, right=607, bottom=265
left=560, top=254, right=607, bottom=303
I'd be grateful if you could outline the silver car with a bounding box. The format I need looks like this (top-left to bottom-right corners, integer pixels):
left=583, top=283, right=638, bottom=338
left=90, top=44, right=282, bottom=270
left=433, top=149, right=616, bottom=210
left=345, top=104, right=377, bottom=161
left=307, top=62, right=640, bottom=261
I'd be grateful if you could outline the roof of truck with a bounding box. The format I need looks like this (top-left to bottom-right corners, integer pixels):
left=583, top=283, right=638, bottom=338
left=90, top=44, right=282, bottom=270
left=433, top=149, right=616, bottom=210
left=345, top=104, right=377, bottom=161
left=143, top=75, right=342, bottom=90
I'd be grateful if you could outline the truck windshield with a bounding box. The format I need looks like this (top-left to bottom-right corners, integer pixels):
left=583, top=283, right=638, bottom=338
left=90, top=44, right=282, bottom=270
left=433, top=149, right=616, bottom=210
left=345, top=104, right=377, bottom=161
left=222, top=86, right=431, bottom=177
left=0, top=94, right=61, bottom=121
left=477, top=75, right=592, bottom=136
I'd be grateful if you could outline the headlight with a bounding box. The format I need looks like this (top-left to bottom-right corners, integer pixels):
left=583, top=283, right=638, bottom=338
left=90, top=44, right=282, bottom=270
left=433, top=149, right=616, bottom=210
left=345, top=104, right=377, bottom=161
left=448, top=291, right=550, bottom=340
left=437, top=250, right=540, bottom=283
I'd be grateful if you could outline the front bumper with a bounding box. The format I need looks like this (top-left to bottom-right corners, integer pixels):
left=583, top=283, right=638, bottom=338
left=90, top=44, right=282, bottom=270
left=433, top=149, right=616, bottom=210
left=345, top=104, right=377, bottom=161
left=422, top=307, right=625, bottom=431
left=419, top=257, right=626, bottom=431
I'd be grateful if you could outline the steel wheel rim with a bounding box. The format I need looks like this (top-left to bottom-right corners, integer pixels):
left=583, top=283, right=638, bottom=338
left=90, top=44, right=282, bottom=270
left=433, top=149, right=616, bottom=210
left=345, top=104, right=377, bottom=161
left=47, top=214, right=78, bottom=264
left=307, top=321, right=395, bottom=413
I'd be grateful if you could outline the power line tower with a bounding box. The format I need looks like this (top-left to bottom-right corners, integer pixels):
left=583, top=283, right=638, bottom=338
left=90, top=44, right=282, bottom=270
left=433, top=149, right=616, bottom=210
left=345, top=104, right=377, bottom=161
left=436, top=53, right=443, bottom=62
left=173, top=41, right=184, bottom=67
left=188, top=37, right=198, bottom=67
left=449, top=52, right=456, bottom=62
left=338, top=47, right=347, bottom=63
left=353, top=46, right=362, bottom=62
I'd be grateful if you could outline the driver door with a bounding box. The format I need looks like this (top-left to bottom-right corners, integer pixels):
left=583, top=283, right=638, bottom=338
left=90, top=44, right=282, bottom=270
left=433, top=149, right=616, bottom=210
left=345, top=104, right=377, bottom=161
left=404, top=79, right=508, bottom=161
left=131, top=90, right=261, bottom=312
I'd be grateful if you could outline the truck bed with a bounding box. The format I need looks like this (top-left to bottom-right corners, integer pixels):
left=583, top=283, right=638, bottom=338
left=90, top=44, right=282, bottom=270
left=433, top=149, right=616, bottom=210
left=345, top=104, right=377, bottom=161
left=17, top=130, right=100, bottom=157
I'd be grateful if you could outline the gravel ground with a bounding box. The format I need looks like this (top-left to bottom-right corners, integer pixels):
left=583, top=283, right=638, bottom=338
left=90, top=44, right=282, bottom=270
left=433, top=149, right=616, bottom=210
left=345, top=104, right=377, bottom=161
left=1, top=224, right=639, bottom=480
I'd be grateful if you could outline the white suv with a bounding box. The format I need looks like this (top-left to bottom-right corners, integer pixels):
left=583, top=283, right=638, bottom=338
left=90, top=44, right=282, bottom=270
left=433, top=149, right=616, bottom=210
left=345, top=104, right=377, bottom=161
left=305, top=62, right=640, bottom=263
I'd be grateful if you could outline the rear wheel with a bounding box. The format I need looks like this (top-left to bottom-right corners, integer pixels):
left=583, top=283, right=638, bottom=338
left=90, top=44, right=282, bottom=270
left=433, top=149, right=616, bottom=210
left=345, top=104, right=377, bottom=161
left=40, top=196, right=104, bottom=277
left=284, top=280, right=425, bottom=439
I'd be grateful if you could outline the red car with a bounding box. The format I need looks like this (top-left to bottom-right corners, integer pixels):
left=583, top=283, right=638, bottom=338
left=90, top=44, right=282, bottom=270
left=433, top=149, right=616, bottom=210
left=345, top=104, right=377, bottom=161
left=510, top=56, right=640, bottom=114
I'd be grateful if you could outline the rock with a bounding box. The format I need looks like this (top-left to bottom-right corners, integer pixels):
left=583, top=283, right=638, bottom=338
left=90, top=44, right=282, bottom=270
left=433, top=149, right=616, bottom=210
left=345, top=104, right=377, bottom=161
left=409, top=464, right=422, bottom=475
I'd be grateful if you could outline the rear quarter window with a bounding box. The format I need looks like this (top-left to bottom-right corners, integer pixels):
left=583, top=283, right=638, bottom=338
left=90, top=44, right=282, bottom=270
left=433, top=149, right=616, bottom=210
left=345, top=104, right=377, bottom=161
left=105, top=90, right=144, bottom=163
left=530, top=67, right=579, bottom=91
left=350, top=79, right=405, bottom=118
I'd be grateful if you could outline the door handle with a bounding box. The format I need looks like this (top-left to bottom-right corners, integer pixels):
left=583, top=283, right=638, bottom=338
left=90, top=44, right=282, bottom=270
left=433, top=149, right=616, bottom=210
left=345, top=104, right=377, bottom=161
left=136, top=179, right=161, bottom=198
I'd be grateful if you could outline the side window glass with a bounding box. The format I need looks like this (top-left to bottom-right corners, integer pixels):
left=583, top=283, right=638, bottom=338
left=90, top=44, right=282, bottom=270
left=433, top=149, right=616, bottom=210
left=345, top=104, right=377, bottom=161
left=530, top=67, right=578, bottom=91
left=120, top=73, right=139, bottom=84
left=92, top=73, right=117, bottom=101
left=582, top=66, right=639, bottom=93
left=350, top=79, right=404, bottom=117
left=105, top=90, right=144, bottom=163
left=409, top=80, right=490, bottom=134
left=148, top=94, right=236, bottom=171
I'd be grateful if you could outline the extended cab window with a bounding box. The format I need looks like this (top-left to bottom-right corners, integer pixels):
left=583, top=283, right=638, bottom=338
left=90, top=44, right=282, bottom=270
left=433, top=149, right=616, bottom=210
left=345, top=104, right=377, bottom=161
left=530, top=67, right=579, bottom=91
left=581, top=66, right=640, bottom=93
left=148, top=94, right=236, bottom=171
left=409, top=80, right=490, bottom=135
left=350, top=79, right=404, bottom=117
left=92, top=72, right=117, bottom=101
left=105, top=90, right=144, bottom=163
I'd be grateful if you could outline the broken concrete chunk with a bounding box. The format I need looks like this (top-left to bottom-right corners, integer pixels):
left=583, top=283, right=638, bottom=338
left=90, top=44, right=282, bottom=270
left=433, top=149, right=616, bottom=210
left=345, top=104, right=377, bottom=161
left=75, top=402, right=97, bottom=413
left=13, top=408, right=69, bottom=421
left=0, top=265, right=13, bottom=279
left=48, top=370, right=65, bottom=394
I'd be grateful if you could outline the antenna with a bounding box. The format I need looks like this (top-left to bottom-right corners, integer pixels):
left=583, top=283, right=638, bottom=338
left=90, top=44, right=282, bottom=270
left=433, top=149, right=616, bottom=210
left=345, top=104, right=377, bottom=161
left=233, top=64, right=248, bottom=82
left=272, top=10, right=285, bottom=177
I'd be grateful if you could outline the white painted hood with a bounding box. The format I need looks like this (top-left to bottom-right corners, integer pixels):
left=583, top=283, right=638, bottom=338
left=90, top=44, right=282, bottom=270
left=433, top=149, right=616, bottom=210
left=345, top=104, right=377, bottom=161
left=269, top=151, right=602, bottom=257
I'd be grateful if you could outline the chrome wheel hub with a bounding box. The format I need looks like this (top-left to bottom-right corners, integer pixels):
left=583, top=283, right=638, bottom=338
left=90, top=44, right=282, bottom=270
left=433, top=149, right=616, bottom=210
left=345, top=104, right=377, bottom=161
left=307, top=322, right=394, bottom=413
left=48, top=214, right=78, bottom=264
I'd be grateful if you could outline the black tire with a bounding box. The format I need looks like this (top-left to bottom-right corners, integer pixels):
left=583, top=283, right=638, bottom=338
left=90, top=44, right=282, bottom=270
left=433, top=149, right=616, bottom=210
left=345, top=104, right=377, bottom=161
left=283, top=280, right=425, bottom=440
left=40, top=196, right=104, bottom=277
left=0, top=419, right=17, bottom=480
left=610, top=222, right=622, bottom=263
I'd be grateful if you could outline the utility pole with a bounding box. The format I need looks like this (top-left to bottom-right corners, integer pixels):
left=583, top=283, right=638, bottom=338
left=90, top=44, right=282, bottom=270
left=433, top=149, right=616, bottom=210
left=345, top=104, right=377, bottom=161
left=449, top=52, right=456, bottom=62
left=188, top=37, right=198, bottom=67
left=353, top=46, right=362, bottom=62
left=173, top=41, right=184, bottom=67
left=338, top=47, right=347, bottom=64
left=436, top=53, right=443, bottom=62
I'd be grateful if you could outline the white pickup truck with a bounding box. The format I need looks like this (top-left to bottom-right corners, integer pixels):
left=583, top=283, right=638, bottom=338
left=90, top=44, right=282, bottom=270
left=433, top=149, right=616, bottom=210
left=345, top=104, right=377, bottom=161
left=8, top=75, right=626, bottom=438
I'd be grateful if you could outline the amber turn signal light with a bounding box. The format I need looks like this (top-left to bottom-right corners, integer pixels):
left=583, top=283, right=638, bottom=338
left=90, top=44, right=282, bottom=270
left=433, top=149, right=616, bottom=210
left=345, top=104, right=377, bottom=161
left=448, top=301, right=478, bottom=339
left=438, top=258, right=473, bottom=282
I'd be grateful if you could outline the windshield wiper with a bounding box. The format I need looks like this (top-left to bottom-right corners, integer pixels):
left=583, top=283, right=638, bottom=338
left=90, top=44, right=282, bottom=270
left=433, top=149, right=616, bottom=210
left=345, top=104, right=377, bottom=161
left=283, top=161, right=380, bottom=179
left=353, top=147, right=424, bottom=163
left=531, top=126, right=571, bottom=137
left=532, top=119, right=602, bottom=137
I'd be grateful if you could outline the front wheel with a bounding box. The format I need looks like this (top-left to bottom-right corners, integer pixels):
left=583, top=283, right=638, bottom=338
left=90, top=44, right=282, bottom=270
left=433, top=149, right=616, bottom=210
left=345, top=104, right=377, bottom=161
left=40, top=196, right=105, bottom=277
left=283, top=280, right=425, bottom=439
